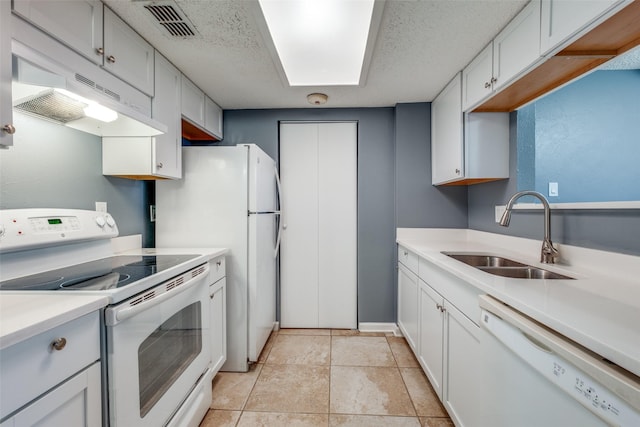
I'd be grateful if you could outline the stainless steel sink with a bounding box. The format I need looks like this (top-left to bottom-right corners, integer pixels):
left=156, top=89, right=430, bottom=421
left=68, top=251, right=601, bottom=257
left=443, top=252, right=574, bottom=280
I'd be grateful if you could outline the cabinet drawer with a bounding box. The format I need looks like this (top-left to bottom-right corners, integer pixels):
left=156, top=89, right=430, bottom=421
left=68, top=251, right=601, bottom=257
left=398, top=246, right=419, bottom=273
left=0, top=311, right=100, bottom=419
left=419, top=258, right=482, bottom=325
left=209, top=256, right=226, bottom=284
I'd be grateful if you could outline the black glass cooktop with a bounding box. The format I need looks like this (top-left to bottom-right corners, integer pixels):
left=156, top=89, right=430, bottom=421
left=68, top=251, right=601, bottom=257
left=0, top=255, right=199, bottom=291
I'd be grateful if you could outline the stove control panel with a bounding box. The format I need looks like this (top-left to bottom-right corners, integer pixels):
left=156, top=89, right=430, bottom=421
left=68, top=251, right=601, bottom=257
left=0, top=209, right=119, bottom=253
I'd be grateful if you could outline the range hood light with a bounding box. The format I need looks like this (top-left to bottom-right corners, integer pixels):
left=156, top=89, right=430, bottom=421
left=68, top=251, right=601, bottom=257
left=54, top=89, right=118, bottom=123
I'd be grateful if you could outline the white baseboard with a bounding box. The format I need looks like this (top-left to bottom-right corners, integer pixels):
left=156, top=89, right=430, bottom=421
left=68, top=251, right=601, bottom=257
left=358, top=322, right=402, bottom=336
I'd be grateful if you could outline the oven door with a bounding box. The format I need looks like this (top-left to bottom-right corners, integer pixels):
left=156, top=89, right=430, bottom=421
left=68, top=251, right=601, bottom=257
left=105, top=265, right=211, bottom=427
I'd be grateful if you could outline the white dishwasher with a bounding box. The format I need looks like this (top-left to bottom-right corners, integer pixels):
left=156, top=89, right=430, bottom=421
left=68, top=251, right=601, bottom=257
left=479, top=295, right=640, bottom=427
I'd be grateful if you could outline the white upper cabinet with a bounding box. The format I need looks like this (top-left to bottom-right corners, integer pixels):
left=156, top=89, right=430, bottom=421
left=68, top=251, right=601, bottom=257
left=205, top=96, right=223, bottom=140
left=540, top=0, right=625, bottom=56
left=12, top=0, right=104, bottom=65
left=103, top=7, right=154, bottom=96
left=432, top=73, right=463, bottom=184
left=493, top=0, right=541, bottom=90
left=1, top=0, right=14, bottom=147
left=463, top=0, right=541, bottom=111
left=151, top=53, right=182, bottom=179
left=432, top=74, right=509, bottom=186
left=12, top=1, right=154, bottom=96
left=181, top=76, right=205, bottom=127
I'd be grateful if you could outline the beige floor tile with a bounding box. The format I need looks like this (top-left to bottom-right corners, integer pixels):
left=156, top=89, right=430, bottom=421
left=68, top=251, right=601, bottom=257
left=266, top=334, right=331, bottom=365
left=258, top=330, right=278, bottom=363
left=331, top=329, right=387, bottom=337
left=400, top=368, right=447, bottom=417
left=199, top=409, right=241, bottom=427
left=331, top=336, right=395, bottom=367
left=330, top=414, right=421, bottom=426
left=330, top=366, right=416, bottom=416
left=387, top=336, right=420, bottom=367
left=420, top=417, right=455, bottom=427
left=211, top=363, right=262, bottom=410
left=279, top=328, right=331, bottom=335
left=238, top=411, right=329, bottom=427
left=245, top=364, right=330, bottom=413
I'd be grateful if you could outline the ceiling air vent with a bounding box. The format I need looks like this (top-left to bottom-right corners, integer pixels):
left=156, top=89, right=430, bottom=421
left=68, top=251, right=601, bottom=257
left=142, top=1, right=198, bottom=38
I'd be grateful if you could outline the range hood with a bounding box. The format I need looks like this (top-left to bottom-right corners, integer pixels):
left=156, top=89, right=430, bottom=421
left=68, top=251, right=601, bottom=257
left=11, top=41, right=166, bottom=138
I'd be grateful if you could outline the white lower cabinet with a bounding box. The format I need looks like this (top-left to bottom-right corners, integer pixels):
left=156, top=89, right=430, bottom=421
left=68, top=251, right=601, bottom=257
left=0, top=311, right=101, bottom=427
left=398, top=247, right=484, bottom=427
left=209, top=256, right=227, bottom=375
left=0, top=362, right=101, bottom=427
left=418, top=281, right=444, bottom=398
left=398, top=263, right=420, bottom=353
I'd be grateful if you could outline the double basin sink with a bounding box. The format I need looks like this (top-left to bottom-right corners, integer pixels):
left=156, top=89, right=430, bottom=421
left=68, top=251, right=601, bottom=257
left=443, top=253, right=574, bottom=280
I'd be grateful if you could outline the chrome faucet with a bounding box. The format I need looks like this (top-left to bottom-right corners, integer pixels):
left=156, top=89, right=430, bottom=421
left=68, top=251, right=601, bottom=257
left=499, top=190, right=559, bottom=264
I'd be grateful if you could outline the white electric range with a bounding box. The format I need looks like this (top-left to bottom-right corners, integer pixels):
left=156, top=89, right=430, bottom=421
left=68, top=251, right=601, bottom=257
left=0, top=208, right=215, bottom=427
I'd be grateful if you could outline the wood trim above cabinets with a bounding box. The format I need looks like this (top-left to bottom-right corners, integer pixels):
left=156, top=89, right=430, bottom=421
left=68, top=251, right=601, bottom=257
left=474, top=0, right=640, bottom=113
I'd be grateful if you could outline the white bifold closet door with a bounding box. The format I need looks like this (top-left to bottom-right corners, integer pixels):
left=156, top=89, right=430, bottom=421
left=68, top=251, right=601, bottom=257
left=280, top=122, right=357, bottom=329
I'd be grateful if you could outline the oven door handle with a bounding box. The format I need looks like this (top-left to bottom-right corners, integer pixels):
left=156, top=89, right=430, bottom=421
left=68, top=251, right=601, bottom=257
left=105, top=264, right=209, bottom=326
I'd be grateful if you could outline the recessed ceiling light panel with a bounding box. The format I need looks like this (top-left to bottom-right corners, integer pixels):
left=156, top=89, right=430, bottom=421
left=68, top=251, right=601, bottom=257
left=258, top=0, right=376, bottom=86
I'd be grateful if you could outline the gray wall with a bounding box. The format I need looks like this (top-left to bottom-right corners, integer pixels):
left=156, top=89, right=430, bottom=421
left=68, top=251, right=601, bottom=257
left=0, top=113, right=152, bottom=245
left=468, top=113, right=640, bottom=256
left=395, top=103, right=468, bottom=228
left=218, top=108, right=397, bottom=323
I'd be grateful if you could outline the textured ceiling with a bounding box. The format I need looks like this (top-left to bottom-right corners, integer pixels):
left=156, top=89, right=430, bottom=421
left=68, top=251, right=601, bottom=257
left=104, top=0, right=529, bottom=109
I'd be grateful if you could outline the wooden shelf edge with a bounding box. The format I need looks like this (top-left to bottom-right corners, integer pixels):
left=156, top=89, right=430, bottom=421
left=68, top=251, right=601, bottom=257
left=182, top=118, right=219, bottom=141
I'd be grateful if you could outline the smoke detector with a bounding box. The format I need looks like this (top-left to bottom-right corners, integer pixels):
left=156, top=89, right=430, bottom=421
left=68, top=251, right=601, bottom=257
left=307, top=93, right=328, bottom=105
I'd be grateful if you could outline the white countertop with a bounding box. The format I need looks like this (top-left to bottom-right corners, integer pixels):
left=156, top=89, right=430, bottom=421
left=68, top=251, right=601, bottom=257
left=0, top=294, right=108, bottom=350
left=397, top=228, right=640, bottom=378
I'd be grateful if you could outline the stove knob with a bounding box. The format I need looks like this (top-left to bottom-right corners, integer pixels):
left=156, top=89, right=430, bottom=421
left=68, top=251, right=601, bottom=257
left=105, top=214, right=116, bottom=228
left=95, top=216, right=106, bottom=228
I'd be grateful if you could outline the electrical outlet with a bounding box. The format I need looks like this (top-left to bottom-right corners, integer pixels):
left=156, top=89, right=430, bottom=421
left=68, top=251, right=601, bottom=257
left=495, top=205, right=506, bottom=223
left=96, top=202, right=107, bottom=213
left=150, top=205, right=156, bottom=222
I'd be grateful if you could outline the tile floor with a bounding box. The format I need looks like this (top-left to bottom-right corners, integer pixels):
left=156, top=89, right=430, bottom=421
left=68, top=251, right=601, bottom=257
left=200, top=329, right=454, bottom=427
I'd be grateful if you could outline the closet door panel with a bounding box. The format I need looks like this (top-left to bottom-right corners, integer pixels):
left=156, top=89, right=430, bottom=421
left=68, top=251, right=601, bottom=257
left=279, top=123, right=319, bottom=328
left=318, top=123, right=358, bottom=328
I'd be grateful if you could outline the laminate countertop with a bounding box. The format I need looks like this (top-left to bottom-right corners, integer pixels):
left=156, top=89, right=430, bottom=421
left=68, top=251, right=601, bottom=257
left=397, top=228, right=640, bottom=379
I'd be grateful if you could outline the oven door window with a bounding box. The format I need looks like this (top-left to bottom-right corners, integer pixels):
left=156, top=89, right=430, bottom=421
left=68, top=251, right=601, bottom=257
left=138, top=301, right=202, bottom=417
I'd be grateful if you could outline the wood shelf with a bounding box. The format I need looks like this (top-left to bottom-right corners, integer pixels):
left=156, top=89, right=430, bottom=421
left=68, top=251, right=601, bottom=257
left=474, top=0, right=640, bottom=112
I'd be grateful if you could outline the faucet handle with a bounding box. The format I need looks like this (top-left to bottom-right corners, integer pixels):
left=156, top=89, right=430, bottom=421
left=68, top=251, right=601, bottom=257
left=541, top=239, right=559, bottom=264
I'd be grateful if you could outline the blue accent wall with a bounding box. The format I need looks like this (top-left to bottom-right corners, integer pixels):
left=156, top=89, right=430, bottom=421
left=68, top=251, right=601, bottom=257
left=520, top=70, right=640, bottom=202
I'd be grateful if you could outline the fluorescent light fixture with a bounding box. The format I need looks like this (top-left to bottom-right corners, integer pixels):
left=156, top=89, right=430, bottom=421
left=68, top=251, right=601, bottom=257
left=258, top=0, right=376, bottom=86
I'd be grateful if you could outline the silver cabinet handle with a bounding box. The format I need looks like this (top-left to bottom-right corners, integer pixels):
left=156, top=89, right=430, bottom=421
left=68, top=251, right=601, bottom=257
left=484, top=82, right=491, bottom=89
left=491, top=77, right=497, bottom=84
left=216, top=260, right=222, bottom=267
left=96, top=47, right=104, bottom=56
left=107, top=55, right=116, bottom=63
left=157, top=162, right=163, bottom=168
left=2, top=124, right=16, bottom=135
left=455, top=168, right=460, bottom=174
left=51, top=337, right=67, bottom=351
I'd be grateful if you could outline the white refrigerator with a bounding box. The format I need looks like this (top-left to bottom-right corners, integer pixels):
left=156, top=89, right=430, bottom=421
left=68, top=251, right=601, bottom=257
left=155, top=144, right=280, bottom=372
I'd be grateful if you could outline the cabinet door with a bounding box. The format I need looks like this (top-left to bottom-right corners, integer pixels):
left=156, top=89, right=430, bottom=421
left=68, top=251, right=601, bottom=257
left=204, top=96, right=223, bottom=140
left=0, top=0, right=13, bottom=147
left=210, top=279, right=227, bottom=374
left=443, top=303, right=483, bottom=427
left=540, top=0, right=622, bottom=55
left=181, top=76, right=205, bottom=127
left=462, top=43, right=493, bottom=111
left=12, top=0, right=103, bottom=65
left=493, top=0, right=541, bottom=91
left=103, top=6, right=154, bottom=96
left=432, top=73, right=463, bottom=184
left=418, top=280, right=444, bottom=399
left=153, top=53, right=182, bottom=179
left=398, top=263, right=419, bottom=352
left=2, top=363, right=101, bottom=427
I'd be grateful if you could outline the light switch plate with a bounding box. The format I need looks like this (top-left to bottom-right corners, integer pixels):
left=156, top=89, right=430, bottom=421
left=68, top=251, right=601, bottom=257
left=495, top=205, right=506, bottom=223
left=549, top=182, right=559, bottom=197
left=96, top=202, right=107, bottom=213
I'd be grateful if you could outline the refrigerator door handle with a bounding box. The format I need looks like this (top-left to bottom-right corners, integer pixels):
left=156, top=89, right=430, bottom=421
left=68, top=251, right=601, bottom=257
left=274, top=168, right=284, bottom=258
